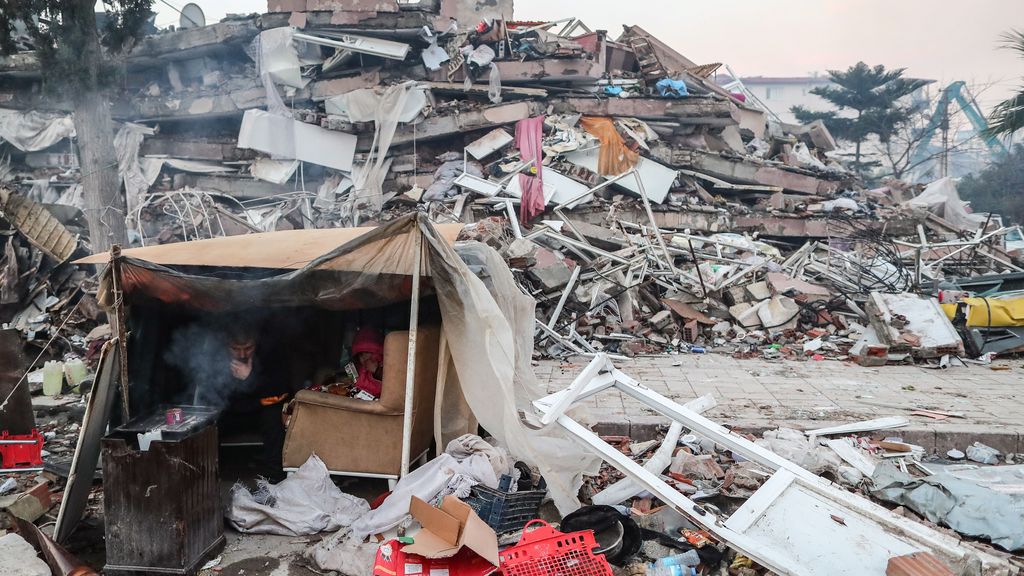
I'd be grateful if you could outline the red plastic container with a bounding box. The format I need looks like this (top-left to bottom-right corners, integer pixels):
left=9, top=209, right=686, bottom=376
left=498, top=520, right=613, bottom=576
left=0, top=429, right=44, bottom=469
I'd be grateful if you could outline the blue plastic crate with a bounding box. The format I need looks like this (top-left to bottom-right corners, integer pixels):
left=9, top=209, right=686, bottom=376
left=465, top=474, right=546, bottom=534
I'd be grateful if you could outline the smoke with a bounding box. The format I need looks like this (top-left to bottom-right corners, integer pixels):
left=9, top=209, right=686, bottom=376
left=163, top=321, right=247, bottom=409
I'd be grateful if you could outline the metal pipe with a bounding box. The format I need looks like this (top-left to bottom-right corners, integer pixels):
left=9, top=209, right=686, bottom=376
left=399, top=228, right=423, bottom=478
left=686, top=237, right=708, bottom=298
left=293, top=32, right=410, bottom=60
left=547, top=265, right=581, bottom=330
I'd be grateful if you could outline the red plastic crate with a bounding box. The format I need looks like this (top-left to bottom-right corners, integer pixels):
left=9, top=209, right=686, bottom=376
left=498, top=520, right=613, bottom=576
left=0, top=429, right=44, bottom=469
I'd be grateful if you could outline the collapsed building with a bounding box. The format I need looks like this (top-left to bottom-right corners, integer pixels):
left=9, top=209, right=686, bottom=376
left=2, top=2, right=1024, bottom=576
left=2, top=0, right=1022, bottom=369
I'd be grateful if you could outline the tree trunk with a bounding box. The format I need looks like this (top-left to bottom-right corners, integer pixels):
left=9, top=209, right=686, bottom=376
left=68, top=2, right=127, bottom=252
left=75, top=91, right=126, bottom=252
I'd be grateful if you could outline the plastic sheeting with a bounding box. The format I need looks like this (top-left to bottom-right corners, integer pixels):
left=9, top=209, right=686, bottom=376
left=959, top=297, right=1024, bottom=328
left=227, top=454, right=370, bottom=536
left=87, top=214, right=599, bottom=515
left=871, top=461, right=1024, bottom=551
left=905, top=177, right=988, bottom=231
left=0, top=109, right=75, bottom=152
left=238, top=109, right=357, bottom=172
left=114, top=123, right=158, bottom=219
left=325, top=85, right=430, bottom=124
left=350, top=81, right=424, bottom=222
left=435, top=236, right=602, bottom=515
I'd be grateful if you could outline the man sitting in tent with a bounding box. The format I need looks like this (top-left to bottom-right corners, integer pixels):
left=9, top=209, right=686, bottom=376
left=219, top=321, right=293, bottom=481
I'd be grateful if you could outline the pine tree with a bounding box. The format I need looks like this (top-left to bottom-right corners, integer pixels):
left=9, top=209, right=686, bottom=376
left=986, top=30, right=1024, bottom=138
left=792, top=62, right=929, bottom=175
left=0, top=1, right=154, bottom=251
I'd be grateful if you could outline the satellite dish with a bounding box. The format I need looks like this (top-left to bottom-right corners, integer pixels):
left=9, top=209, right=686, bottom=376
left=179, top=3, right=205, bottom=29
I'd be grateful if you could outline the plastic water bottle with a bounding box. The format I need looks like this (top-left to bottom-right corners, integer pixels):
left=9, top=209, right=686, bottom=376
left=647, top=550, right=700, bottom=575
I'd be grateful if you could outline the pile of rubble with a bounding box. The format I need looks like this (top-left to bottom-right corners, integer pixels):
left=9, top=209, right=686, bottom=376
left=1, top=0, right=1021, bottom=369
left=1, top=1, right=1024, bottom=574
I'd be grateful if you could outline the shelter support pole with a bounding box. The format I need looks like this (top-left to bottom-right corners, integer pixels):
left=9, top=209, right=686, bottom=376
left=433, top=329, right=449, bottom=457
left=400, top=230, right=423, bottom=478
left=109, top=246, right=130, bottom=422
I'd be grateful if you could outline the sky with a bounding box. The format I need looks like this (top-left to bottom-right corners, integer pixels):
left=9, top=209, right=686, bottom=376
left=151, top=0, right=1024, bottom=113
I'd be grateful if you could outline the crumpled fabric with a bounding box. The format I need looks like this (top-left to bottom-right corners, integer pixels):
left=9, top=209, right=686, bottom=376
left=423, top=158, right=484, bottom=201
left=305, top=528, right=378, bottom=575
left=0, top=108, right=75, bottom=152
left=515, top=116, right=546, bottom=224
left=580, top=116, right=639, bottom=176
left=226, top=454, right=371, bottom=536
left=871, top=461, right=1024, bottom=552
left=445, top=434, right=514, bottom=484
left=348, top=452, right=499, bottom=541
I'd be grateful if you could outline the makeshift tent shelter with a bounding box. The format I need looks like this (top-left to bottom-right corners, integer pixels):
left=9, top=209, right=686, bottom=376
left=58, top=213, right=597, bottom=541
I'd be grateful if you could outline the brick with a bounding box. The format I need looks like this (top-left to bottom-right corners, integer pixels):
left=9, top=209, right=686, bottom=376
left=886, top=552, right=955, bottom=576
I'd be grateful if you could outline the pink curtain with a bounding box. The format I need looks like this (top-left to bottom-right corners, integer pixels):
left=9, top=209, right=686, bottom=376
left=514, top=115, right=546, bottom=225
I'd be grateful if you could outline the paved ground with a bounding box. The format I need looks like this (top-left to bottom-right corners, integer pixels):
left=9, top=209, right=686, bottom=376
left=535, top=354, right=1024, bottom=454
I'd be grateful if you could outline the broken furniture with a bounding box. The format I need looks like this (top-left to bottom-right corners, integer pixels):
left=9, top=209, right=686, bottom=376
left=534, top=354, right=1010, bottom=575
left=283, top=326, right=440, bottom=482
left=101, top=407, right=222, bottom=576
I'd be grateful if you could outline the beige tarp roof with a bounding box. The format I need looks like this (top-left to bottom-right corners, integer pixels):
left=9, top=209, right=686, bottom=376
left=75, top=224, right=464, bottom=273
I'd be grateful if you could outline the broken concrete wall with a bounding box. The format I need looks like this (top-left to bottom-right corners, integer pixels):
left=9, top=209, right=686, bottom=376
left=441, top=0, right=514, bottom=26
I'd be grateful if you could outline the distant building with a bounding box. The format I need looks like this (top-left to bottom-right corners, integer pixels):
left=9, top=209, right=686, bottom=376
left=729, top=75, right=834, bottom=124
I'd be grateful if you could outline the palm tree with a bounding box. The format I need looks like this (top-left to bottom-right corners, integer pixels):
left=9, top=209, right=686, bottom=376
left=987, top=30, right=1024, bottom=137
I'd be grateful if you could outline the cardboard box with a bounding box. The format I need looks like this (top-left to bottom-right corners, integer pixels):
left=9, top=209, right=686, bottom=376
left=373, top=495, right=499, bottom=575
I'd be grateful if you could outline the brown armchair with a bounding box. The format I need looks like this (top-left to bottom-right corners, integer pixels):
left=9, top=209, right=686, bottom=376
left=282, top=326, right=440, bottom=479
